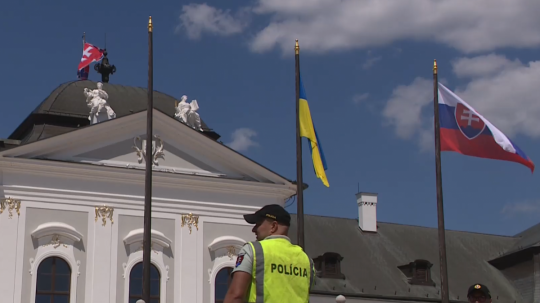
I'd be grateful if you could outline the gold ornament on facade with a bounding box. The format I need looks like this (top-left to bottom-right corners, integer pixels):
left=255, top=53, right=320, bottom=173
left=0, top=197, right=21, bottom=219
left=95, top=205, right=114, bottom=226
left=226, top=246, right=236, bottom=260
left=46, top=235, right=67, bottom=249
left=181, top=213, right=199, bottom=234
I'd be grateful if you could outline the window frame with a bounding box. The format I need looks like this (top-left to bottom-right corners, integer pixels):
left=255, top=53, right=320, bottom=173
left=397, top=259, right=436, bottom=286
left=207, top=236, right=246, bottom=303
left=29, top=223, right=83, bottom=303
left=313, top=252, right=345, bottom=279
left=30, top=250, right=80, bottom=303
left=35, top=257, right=72, bottom=302
left=122, top=252, right=169, bottom=303
left=128, top=262, right=162, bottom=303
left=214, top=266, right=234, bottom=303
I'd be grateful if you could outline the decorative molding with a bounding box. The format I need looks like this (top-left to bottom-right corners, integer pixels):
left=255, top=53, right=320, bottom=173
left=43, top=235, right=68, bottom=249
left=29, top=258, right=34, bottom=275
left=95, top=205, right=114, bottom=226
left=0, top=197, right=21, bottom=219
left=208, top=235, right=246, bottom=252
left=133, top=135, right=165, bottom=166
left=123, top=228, right=173, bottom=249
left=122, top=258, right=170, bottom=281
left=181, top=213, right=199, bottom=234
left=226, top=246, right=236, bottom=260
left=0, top=159, right=296, bottom=201
left=31, top=222, right=83, bottom=243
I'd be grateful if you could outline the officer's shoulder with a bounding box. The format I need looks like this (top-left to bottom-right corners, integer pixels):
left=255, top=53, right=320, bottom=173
left=241, top=242, right=255, bottom=250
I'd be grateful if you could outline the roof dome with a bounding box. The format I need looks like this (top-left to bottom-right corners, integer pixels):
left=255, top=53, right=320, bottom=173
left=9, top=80, right=220, bottom=144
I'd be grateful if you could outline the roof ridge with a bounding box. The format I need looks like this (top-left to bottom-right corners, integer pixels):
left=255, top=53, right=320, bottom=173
left=289, top=213, right=517, bottom=238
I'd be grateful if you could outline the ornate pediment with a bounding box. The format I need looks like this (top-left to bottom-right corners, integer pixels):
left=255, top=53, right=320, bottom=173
left=208, top=236, right=247, bottom=260
left=31, top=222, right=83, bottom=248
left=0, top=109, right=296, bottom=192
left=123, top=228, right=172, bottom=249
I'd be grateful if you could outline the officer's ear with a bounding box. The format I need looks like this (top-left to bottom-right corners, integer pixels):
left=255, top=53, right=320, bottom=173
left=270, top=220, right=279, bottom=232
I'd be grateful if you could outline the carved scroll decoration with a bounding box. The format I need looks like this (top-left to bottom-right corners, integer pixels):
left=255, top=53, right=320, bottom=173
left=95, top=205, right=114, bottom=226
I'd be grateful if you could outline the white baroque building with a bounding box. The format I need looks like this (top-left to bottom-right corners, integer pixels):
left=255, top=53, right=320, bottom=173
left=0, top=81, right=297, bottom=303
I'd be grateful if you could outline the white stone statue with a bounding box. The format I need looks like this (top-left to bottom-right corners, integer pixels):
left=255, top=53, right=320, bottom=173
left=83, top=82, right=116, bottom=124
left=174, top=95, right=202, bottom=131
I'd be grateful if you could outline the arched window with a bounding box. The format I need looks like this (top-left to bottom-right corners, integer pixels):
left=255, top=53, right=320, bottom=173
left=35, top=257, right=71, bottom=303
left=214, top=267, right=233, bottom=303
left=128, top=262, right=160, bottom=303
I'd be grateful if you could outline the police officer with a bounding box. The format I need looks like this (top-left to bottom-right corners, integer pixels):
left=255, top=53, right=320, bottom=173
left=467, top=283, right=492, bottom=303
left=224, top=204, right=315, bottom=303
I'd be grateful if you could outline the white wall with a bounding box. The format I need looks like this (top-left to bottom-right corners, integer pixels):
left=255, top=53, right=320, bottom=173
left=0, top=155, right=293, bottom=303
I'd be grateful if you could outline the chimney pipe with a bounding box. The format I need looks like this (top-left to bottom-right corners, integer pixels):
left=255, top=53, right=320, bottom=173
left=356, top=192, right=378, bottom=232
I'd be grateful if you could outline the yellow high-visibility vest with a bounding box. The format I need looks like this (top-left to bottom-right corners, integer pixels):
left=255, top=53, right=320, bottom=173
left=246, top=238, right=314, bottom=303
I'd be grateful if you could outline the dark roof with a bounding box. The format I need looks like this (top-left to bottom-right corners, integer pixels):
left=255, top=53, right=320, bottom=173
left=512, top=222, right=540, bottom=252
left=488, top=221, right=540, bottom=268
left=7, top=80, right=220, bottom=145
left=288, top=215, right=522, bottom=302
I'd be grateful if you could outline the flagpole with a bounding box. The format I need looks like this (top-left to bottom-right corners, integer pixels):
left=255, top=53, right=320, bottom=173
left=142, top=16, right=154, bottom=303
left=433, top=60, right=450, bottom=303
left=295, top=39, right=305, bottom=250
left=78, top=33, right=86, bottom=80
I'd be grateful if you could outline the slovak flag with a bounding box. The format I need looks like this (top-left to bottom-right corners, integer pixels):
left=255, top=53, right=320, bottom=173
left=78, top=43, right=104, bottom=71
left=438, top=83, right=534, bottom=172
left=77, top=65, right=89, bottom=80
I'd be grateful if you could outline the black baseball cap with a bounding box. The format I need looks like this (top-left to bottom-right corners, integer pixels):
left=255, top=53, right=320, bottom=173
left=467, top=284, right=491, bottom=298
left=243, top=204, right=291, bottom=226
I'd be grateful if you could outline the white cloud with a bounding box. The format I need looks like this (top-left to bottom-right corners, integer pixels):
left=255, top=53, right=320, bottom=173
left=245, top=0, right=540, bottom=55
left=227, top=128, right=259, bottom=152
left=363, top=56, right=382, bottom=70
left=453, top=59, right=540, bottom=139
left=176, top=4, right=249, bottom=39
left=502, top=200, right=540, bottom=217
left=352, top=93, right=369, bottom=104
left=177, top=1, right=540, bottom=54
left=382, top=54, right=540, bottom=150
left=382, top=77, right=433, bottom=151
left=452, top=54, right=522, bottom=79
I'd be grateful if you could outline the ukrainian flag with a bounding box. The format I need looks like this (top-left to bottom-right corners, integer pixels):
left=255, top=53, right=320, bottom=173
left=299, top=75, right=329, bottom=187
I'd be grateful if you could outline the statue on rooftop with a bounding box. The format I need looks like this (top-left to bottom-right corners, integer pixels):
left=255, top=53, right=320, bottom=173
left=94, top=50, right=116, bottom=83
left=174, top=95, right=202, bottom=131
left=83, top=82, right=117, bottom=124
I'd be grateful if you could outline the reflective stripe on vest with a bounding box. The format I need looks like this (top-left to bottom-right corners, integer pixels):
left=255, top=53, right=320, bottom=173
left=252, top=241, right=265, bottom=303
left=247, top=239, right=314, bottom=303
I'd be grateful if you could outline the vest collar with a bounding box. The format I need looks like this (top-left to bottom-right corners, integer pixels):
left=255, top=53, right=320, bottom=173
left=264, top=235, right=291, bottom=241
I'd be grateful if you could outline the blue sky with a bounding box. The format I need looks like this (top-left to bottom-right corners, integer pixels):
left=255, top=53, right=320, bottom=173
left=1, top=0, right=539, bottom=237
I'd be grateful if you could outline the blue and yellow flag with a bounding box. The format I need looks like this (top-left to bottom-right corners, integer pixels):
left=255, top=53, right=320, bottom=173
left=299, top=75, right=329, bottom=187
